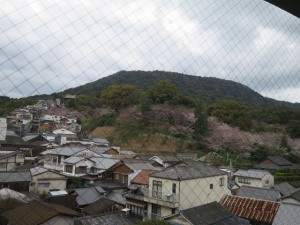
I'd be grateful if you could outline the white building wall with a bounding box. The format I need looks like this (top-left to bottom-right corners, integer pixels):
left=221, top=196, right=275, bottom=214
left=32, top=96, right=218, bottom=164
left=0, top=121, right=7, bottom=141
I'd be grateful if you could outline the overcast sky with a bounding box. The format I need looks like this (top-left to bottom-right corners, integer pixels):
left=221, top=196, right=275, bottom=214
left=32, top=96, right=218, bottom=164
left=0, top=0, right=299, bottom=103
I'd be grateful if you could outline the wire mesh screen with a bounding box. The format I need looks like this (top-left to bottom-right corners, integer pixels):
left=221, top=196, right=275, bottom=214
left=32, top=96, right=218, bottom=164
left=0, top=0, right=300, bottom=224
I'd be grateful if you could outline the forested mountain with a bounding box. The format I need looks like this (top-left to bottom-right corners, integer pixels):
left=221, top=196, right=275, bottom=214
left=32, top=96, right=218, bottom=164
left=62, top=70, right=300, bottom=107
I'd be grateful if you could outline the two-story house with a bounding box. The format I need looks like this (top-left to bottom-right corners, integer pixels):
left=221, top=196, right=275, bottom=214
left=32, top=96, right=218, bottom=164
left=234, top=169, right=274, bottom=188
left=144, top=160, right=230, bottom=219
left=0, top=151, right=24, bottom=171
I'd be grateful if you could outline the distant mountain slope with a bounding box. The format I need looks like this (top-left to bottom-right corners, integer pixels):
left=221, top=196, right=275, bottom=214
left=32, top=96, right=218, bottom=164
left=62, top=70, right=300, bottom=107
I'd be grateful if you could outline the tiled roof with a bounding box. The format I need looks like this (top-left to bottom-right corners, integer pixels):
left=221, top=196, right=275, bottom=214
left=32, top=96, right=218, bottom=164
left=75, top=186, right=106, bottom=206
left=266, top=156, right=292, bottom=166
left=180, top=201, right=233, bottom=225
left=233, top=169, right=270, bottom=179
left=0, top=151, right=22, bottom=160
left=0, top=170, right=31, bottom=183
left=30, top=166, right=49, bottom=176
left=273, top=202, right=300, bottom=225
left=90, top=157, right=120, bottom=169
left=51, top=146, right=86, bottom=156
left=131, top=169, right=156, bottom=185
left=274, top=182, right=296, bottom=196
left=220, top=195, right=280, bottom=224
left=63, top=156, right=91, bottom=164
left=2, top=200, right=78, bottom=225
left=237, top=186, right=281, bottom=202
left=74, top=212, right=140, bottom=225
left=281, top=188, right=300, bottom=202
left=150, top=160, right=227, bottom=180
left=83, top=198, right=116, bottom=215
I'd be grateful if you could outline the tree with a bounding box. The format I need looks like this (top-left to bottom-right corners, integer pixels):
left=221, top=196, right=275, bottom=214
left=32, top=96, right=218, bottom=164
left=193, top=101, right=208, bottom=141
left=286, top=120, right=300, bottom=138
left=99, top=84, right=142, bottom=111
left=207, top=100, right=252, bottom=130
left=139, top=92, right=153, bottom=114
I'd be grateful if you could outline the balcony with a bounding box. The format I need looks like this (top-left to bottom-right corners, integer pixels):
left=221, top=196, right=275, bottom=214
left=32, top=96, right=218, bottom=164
left=143, top=189, right=178, bottom=208
left=143, top=212, right=162, bottom=221
left=44, top=161, right=63, bottom=171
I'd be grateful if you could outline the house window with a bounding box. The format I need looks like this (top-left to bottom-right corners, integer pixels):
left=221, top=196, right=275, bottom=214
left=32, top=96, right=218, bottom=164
left=17, top=154, right=24, bottom=159
left=39, top=183, right=50, bottom=188
left=238, top=177, right=251, bottom=185
left=172, top=183, right=176, bottom=194
left=30, top=182, right=35, bottom=187
left=152, top=204, right=161, bottom=217
left=210, top=184, right=213, bottom=189
left=65, top=165, right=73, bottom=173
left=78, top=166, right=87, bottom=174
left=172, top=208, right=176, bottom=214
left=220, top=177, right=224, bottom=186
left=152, top=180, right=162, bottom=199
left=114, top=173, right=119, bottom=179
left=0, top=163, right=7, bottom=168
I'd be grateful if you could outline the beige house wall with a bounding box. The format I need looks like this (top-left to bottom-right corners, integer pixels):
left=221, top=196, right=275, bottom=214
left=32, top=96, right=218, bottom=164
left=147, top=175, right=230, bottom=217
left=0, top=153, right=24, bottom=171
left=30, top=171, right=67, bottom=194
left=235, top=173, right=274, bottom=188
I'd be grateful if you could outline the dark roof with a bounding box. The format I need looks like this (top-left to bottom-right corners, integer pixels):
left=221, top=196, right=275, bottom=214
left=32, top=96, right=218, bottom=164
left=83, top=198, right=116, bottom=215
left=273, top=202, right=300, bottom=225
left=274, top=182, right=296, bottom=196
left=2, top=200, right=79, bottom=225
left=106, top=192, right=126, bottom=205
left=236, top=186, right=281, bottom=202
left=135, top=154, right=154, bottom=161
left=75, top=186, right=106, bottom=206
left=150, top=155, right=179, bottom=163
left=44, top=195, right=77, bottom=210
left=180, top=202, right=233, bottom=225
left=0, top=170, right=31, bottom=183
left=74, top=213, right=140, bottom=225
left=150, top=160, right=227, bottom=180
left=281, top=188, right=300, bottom=202
left=266, top=156, right=292, bottom=166
left=220, top=195, right=280, bottom=224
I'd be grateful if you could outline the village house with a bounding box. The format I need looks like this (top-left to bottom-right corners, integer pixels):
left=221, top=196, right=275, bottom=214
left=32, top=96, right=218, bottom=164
left=254, top=156, right=300, bottom=170
left=30, top=166, right=68, bottom=193
left=112, top=159, right=157, bottom=187
left=233, top=169, right=274, bottom=188
left=236, top=185, right=281, bottom=202
left=143, top=160, right=230, bottom=219
left=0, top=170, right=32, bottom=192
left=274, top=182, right=296, bottom=196
left=43, top=146, right=100, bottom=171
left=0, top=150, right=24, bottom=171
left=63, top=156, right=95, bottom=177
left=82, top=198, right=124, bottom=216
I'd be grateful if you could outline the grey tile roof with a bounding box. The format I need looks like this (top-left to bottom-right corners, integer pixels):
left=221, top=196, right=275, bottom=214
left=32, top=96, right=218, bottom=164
left=237, top=186, right=281, bottom=202
left=51, top=146, right=87, bottom=156
left=90, top=157, right=120, bottom=169
left=125, top=162, right=157, bottom=171
left=83, top=198, right=116, bottom=215
left=267, top=156, right=292, bottom=166
left=0, top=151, right=22, bottom=160
left=136, top=154, right=154, bottom=161
left=74, top=213, right=140, bottom=225
left=106, top=192, right=126, bottom=205
left=233, top=169, right=270, bottom=179
left=30, top=166, right=49, bottom=176
left=63, top=156, right=90, bottom=164
left=274, top=182, right=296, bottom=196
left=282, top=188, right=300, bottom=202
left=151, top=155, right=179, bottom=162
left=0, top=170, right=31, bottom=183
left=22, top=135, right=39, bottom=142
left=91, top=147, right=112, bottom=154
left=150, top=160, right=227, bottom=180
left=273, top=202, right=300, bottom=225
left=75, top=186, right=106, bottom=206
left=180, top=202, right=233, bottom=225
